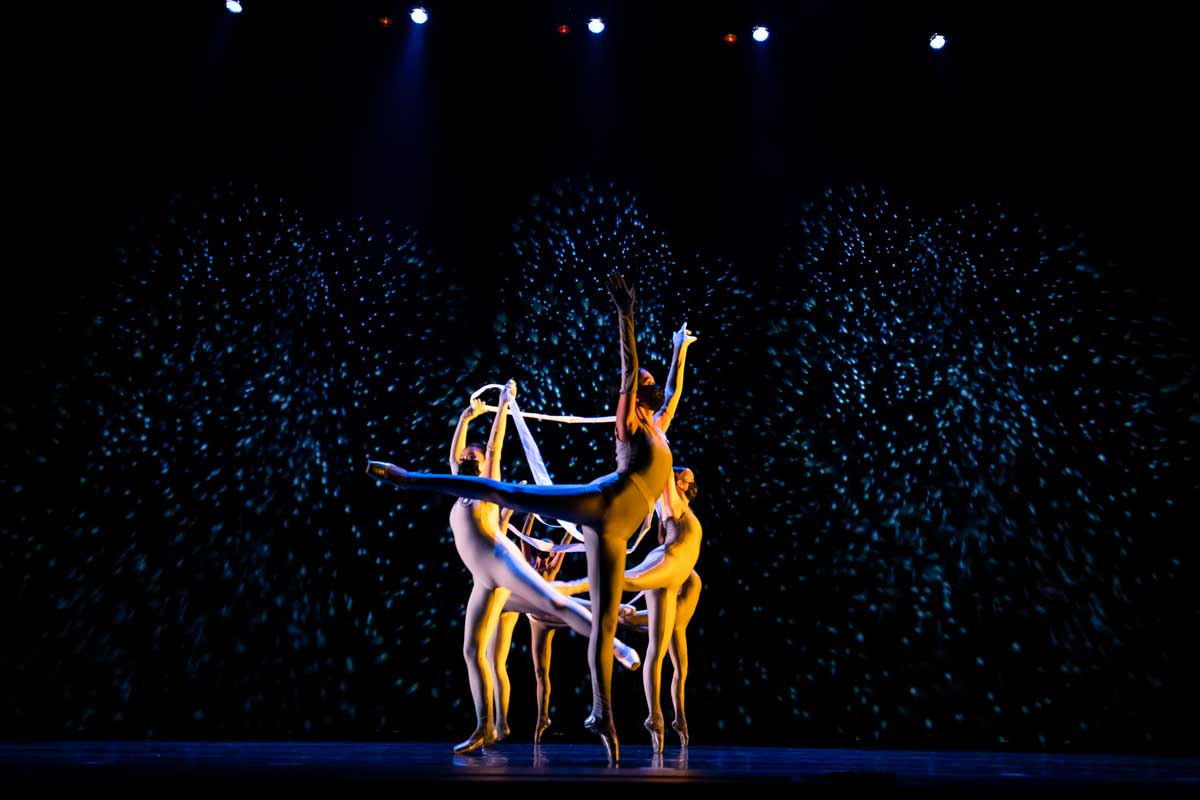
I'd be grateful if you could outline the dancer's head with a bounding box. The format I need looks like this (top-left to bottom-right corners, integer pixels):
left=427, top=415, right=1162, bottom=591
left=674, top=466, right=698, bottom=502
left=612, top=368, right=665, bottom=411
left=458, top=442, right=486, bottom=476
left=636, top=369, right=665, bottom=411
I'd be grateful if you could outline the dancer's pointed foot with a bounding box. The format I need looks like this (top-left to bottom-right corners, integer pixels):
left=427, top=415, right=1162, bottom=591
left=645, top=714, right=665, bottom=754
left=366, top=461, right=410, bottom=484
left=534, top=715, right=552, bottom=744
left=672, top=717, right=689, bottom=747
left=584, top=713, right=619, bottom=763
left=453, top=724, right=495, bottom=754
left=493, top=721, right=510, bottom=743
left=614, top=639, right=641, bottom=671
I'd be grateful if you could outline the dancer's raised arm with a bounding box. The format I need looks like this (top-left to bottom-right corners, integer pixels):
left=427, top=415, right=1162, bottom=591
left=607, top=272, right=640, bottom=442
left=449, top=398, right=486, bottom=473
left=485, top=380, right=516, bottom=481
left=654, top=322, right=697, bottom=433
left=515, top=512, right=538, bottom=554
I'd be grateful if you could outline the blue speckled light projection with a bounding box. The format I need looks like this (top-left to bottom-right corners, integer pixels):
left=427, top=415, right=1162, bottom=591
left=1, top=183, right=1194, bottom=749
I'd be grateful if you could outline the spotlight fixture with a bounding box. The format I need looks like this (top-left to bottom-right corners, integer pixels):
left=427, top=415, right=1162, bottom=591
left=225, top=1, right=242, bottom=13
left=752, top=26, right=769, bottom=43
left=929, top=33, right=947, bottom=50
left=557, top=24, right=571, bottom=36
left=588, top=17, right=605, bottom=35
left=410, top=7, right=428, bottom=25
left=379, top=16, right=392, bottom=29
left=723, top=33, right=737, bottom=45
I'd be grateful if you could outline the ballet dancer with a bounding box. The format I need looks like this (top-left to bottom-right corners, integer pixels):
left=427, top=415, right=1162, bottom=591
left=558, top=466, right=702, bottom=751
left=431, top=380, right=640, bottom=754
left=368, top=272, right=672, bottom=760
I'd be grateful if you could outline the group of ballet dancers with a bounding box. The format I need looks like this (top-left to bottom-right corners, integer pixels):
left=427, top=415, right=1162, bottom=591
left=368, top=273, right=703, bottom=762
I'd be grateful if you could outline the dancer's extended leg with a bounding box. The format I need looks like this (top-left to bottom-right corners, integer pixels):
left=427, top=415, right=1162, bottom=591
left=559, top=550, right=676, bottom=596
left=492, top=545, right=641, bottom=671
left=369, top=465, right=606, bottom=527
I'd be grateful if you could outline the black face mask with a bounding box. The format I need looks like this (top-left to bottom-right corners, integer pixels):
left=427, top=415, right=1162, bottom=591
left=638, top=384, right=666, bottom=409
left=458, top=458, right=481, bottom=476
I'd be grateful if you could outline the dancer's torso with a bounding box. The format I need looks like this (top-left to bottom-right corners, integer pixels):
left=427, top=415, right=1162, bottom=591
left=613, top=421, right=674, bottom=514
left=449, top=499, right=520, bottom=571
left=655, top=507, right=702, bottom=575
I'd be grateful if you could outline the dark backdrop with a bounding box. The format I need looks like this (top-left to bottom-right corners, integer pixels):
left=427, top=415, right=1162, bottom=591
left=3, top=1, right=1197, bottom=752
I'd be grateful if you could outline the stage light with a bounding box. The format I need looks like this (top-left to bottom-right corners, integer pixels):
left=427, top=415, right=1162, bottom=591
left=557, top=24, right=571, bottom=36
left=225, top=1, right=242, bottom=13
left=410, top=7, right=428, bottom=25
left=588, top=17, right=605, bottom=35
left=379, top=16, right=392, bottom=29
left=929, top=33, right=947, bottom=50
left=723, top=33, right=737, bottom=45
left=752, top=26, right=769, bottom=43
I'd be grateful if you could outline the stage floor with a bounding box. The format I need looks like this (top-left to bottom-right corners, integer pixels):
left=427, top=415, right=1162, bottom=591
left=2, top=741, right=1197, bottom=794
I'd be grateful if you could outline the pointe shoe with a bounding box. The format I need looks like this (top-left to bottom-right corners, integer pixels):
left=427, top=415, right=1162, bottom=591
left=645, top=715, right=665, bottom=754
left=534, top=716, right=552, bottom=744
left=454, top=725, right=494, bottom=754
left=366, top=461, right=409, bottom=483
left=584, top=714, right=619, bottom=763
left=671, top=718, right=689, bottom=747
left=614, top=640, right=641, bottom=671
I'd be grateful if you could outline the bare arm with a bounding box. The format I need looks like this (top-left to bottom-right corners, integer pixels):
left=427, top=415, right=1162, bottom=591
left=607, top=272, right=639, bottom=441
left=661, top=472, right=687, bottom=521
left=485, top=380, right=517, bottom=481
left=518, top=514, right=537, bottom=563
left=655, top=322, right=697, bottom=433
left=448, top=398, right=485, bottom=473
left=542, top=531, right=572, bottom=581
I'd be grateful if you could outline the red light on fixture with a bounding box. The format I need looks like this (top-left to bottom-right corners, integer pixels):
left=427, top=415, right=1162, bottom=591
left=379, top=16, right=393, bottom=28
left=557, top=24, right=571, bottom=36
left=723, top=33, right=737, bottom=45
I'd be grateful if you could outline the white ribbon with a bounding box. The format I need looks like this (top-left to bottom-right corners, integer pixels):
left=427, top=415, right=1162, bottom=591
left=470, top=383, right=655, bottom=554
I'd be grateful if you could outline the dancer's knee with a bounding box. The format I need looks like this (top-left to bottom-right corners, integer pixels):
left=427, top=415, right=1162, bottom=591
left=595, top=613, right=619, bottom=639
left=463, top=640, right=485, bottom=662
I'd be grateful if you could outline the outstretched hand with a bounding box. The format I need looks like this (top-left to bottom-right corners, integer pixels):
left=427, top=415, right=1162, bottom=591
left=605, top=271, right=636, bottom=313
left=672, top=321, right=698, bottom=349
left=463, top=397, right=486, bottom=420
